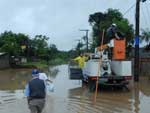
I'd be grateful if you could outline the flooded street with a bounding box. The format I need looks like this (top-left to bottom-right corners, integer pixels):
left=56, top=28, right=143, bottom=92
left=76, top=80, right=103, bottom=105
left=0, top=65, right=150, bottom=113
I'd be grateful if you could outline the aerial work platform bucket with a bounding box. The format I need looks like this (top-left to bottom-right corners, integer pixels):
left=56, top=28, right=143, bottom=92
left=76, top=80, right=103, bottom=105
left=112, top=39, right=126, bottom=60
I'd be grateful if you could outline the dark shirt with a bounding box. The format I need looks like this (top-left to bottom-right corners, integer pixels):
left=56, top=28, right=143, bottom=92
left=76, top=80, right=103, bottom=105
left=28, top=78, right=46, bottom=99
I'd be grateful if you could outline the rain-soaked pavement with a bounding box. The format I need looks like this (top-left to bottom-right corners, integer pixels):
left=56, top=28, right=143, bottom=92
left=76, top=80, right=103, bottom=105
left=0, top=65, right=150, bottom=113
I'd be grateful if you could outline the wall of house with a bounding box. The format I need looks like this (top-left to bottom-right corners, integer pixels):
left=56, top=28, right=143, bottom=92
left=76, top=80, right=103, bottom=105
left=0, top=54, right=10, bottom=69
left=140, top=61, right=150, bottom=76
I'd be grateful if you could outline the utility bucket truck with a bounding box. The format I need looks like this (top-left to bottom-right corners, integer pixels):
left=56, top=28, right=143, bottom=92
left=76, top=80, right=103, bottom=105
left=69, top=38, right=132, bottom=91
left=82, top=38, right=132, bottom=91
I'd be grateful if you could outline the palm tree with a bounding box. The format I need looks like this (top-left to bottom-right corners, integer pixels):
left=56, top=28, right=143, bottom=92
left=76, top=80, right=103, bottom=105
left=141, top=29, right=150, bottom=45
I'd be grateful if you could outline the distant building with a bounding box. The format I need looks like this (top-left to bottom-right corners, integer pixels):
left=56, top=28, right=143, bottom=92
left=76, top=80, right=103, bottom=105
left=139, top=48, right=150, bottom=75
left=132, top=48, right=150, bottom=75
left=131, top=48, right=150, bottom=58
left=139, top=48, right=150, bottom=59
left=131, top=48, right=150, bottom=76
left=0, top=52, right=10, bottom=69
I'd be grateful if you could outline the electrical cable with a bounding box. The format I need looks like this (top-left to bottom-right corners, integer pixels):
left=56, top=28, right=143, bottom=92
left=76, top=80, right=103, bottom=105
left=141, top=5, right=149, bottom=28
left=145, top=3, right=150, bottom=27
left=123, top=3, right=136, bottom=16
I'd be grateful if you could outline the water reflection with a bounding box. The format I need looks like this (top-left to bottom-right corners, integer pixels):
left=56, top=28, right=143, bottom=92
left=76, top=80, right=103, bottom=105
left=48, top=66, right=59, bottom=79
left=67, top=77, right=150, bottom=113
left=0, top=67, right=59, bottom=90
left=68, top=87, right=132, bottom=113
left=0, top=65, right=150, bottom=113
left=0, top=69, right=31, bottom=90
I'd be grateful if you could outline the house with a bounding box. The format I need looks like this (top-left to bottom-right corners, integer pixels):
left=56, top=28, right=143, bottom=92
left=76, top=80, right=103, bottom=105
left=132, top=48, right=150, bottom=75
left=0, top=52, right=10, bottom=69
left=139, top=48, right=150, bottom=75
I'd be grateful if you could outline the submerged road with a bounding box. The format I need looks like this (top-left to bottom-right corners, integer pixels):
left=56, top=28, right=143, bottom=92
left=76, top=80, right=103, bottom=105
left=0, top=65, right=150, bottom=113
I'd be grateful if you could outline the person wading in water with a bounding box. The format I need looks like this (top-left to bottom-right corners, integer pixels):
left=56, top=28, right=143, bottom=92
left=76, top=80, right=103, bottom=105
left=25, top=69, right=46, bottom=113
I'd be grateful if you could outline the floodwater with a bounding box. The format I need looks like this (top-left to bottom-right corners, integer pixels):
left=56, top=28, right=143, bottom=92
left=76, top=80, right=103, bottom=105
left=0, top=65, right=150, bottom=113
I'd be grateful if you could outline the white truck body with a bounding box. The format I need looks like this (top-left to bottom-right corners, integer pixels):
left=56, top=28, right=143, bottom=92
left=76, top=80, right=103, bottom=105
left=83, top=59, right=132, bottom=77
left=83, top=59, right=99, bottom=77
left=111, top=60, right=132, bottom=76
left=83, top=59, right=112, bottom=77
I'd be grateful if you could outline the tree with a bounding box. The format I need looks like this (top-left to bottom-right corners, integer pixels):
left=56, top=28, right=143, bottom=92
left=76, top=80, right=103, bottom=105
left=75, top=41, right=84, bottom=55
left=0, top=31, right=29, bottom=56
left=31, top=35, right=49, bottom=58
left=141, top=29, right=150, bottom=45
left=89, top=9, right=134, bottom=51
left=141, top=29, right=150, bottom=51
left=48, top=44, right=58, bottom=59
left=0, top=31, right=31, bottom=56
left=0, top=31, right=63, bottom=63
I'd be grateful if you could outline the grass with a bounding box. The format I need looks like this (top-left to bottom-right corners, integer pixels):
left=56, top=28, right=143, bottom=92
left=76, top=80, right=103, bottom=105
left=20, top=60, right=48, bottom=69
left=20, top=58, right=68, bottom=69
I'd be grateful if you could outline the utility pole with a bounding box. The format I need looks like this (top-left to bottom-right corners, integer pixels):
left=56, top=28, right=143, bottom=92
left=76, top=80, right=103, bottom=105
left=134, top=0, right=140, bottom=82
left=134, top=0, right=148, bottom=81
left=79, top=29, right=89, bottom=52
left=75, top=39, right=82, bottom=55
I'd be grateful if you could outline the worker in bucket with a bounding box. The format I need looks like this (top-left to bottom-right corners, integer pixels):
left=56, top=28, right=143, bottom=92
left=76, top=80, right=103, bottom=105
left=106, top=23, right=124, bottom=40
left=24, top=69, right=46, bottom=113
left=73, top=53, right=89, bottom=69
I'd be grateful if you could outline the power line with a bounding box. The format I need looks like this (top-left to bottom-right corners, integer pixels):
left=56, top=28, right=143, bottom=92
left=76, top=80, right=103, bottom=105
left=79, top=29, right=89, bottom=52
left=123, top=3, right=136, bottom=16
left=140, top=2, right=150, bottom=29
left=141, top=6, right=149, bottom=28
left=145, top=3, right=150, bottom=26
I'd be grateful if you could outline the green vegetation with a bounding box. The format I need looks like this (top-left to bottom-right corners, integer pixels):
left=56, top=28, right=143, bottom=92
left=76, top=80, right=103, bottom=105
left=140, top=29, right=150, bottom=51
left=141, top=29, right=150, bottom=45
left=88, top=8, right=134, bottom=51
left=0, top=31, right=51, bottom=57
left=0, top=31, right=69, bottom=68
left=73, top=8, right=150, bottom=56
left=0, top=9, right=149, bottom=68
left=20, top=61, right=48, bottom=69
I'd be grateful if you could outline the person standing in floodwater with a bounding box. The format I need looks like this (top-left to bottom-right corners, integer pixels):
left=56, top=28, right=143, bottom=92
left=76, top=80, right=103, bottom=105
left=73, top=53, right=89, bottom=69
left=24, top=69, right=46, bottom=113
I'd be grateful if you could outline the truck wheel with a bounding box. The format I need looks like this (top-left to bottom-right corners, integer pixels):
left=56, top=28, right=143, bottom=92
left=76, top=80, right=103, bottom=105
left=88, top=79, right=96, bottom=92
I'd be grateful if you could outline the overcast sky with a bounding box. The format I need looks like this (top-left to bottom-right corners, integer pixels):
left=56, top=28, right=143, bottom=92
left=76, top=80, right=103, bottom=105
left=0, top=0, right=150, bottom=50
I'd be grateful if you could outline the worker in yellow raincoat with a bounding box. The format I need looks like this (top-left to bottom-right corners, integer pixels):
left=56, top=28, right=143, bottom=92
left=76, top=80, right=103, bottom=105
left=73, top=53, right=89, bottom=69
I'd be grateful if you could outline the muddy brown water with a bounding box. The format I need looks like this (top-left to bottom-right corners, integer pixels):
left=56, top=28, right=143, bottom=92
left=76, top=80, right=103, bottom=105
left=0, top=65, right=150, bottom=113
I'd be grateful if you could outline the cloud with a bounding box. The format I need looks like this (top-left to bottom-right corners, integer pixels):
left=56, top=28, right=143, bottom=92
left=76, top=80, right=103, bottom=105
left=0, top=0, right=149, bottom=50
